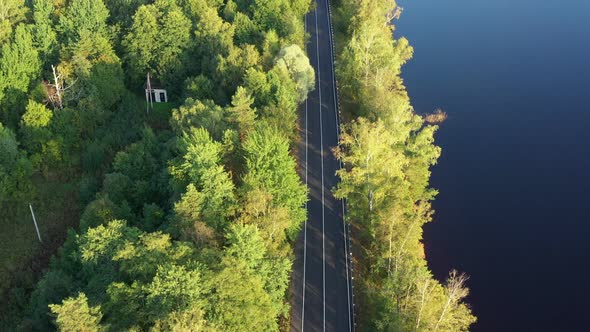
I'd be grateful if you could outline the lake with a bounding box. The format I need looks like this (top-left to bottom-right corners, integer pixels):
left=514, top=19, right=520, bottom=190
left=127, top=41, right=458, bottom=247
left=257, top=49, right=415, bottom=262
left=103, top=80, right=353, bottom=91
left=397, top=0, right=590, bottom=331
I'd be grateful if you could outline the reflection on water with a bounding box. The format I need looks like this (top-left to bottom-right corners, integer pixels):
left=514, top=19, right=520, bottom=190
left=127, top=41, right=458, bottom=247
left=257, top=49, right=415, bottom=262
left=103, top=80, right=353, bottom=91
left=398, top=0, right=590, bottom=331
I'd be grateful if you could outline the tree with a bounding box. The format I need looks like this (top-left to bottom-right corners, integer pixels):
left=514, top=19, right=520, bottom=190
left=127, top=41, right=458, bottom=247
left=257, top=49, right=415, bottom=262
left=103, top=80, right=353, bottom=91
left=111, top=127, right=171, bottom=212
left=172, top=184, right=216, bottom=247
left=0, top=24, right=40, bottom=125
left=58, top=0, right=109, bottom=44
left=216, top=44, right=261, bottom=94
left=334, top=118, right=408, bottom=229
left=242, top=124, right=307, bottom=236
left=0, top=0, right=27, bottom=44
left=187, top=0, right=234, bottom=78
left=49, top=293, right=104, bottom=332
left=170, top=99, right=231, bottom=140
left=123, top=0, right=192, bottom=89
left=337, top=0, right=413, bottom=119
left=238, top=187, right=292, bottom=255
left=21, top=100, right=52, bottom=129
left=242, top=66, right=300, bottom=138
left=226, top=86, right=256, bottom=138
left=20, top=100, right=59, bottom=171
left=152, top=306, right=216, bottom=332
left=31, top=0, right=58, bottom=62
left=274, top=44, right=315, bottom=102
left=103, top=0, right=149, bottom=29
left=58, top=31, right=124, bottom=110
left=28, top=270, right=77, bottom=331
left=208, top=223, right=291, bottom=331
left=0, top=122, right=33, bottom=208
left=0, top=122, right=20, bottom=175
left=433, top=270, right=475, bottom=332
left=209, top=257, right=277, bottom=332
left=79, top=194, right=132, bottom=231
left=170, top=128, right=236, bottom=233
left=233, top=12, right=261, bottom=46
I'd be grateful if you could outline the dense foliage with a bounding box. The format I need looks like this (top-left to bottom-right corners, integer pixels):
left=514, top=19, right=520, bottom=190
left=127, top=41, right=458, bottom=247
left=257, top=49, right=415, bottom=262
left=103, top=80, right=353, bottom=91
left=333, top=0, right=477, bottom=330
left=0, top=0, right=313, bottom=330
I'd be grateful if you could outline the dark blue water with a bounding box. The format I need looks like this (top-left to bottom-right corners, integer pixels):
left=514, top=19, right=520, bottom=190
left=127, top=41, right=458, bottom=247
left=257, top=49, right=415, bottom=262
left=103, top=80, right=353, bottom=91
left=397, top=1, right=590, bottom=331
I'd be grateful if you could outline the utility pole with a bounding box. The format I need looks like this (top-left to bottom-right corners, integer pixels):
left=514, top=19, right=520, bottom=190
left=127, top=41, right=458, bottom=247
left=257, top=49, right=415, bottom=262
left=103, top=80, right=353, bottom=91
left=29, top=203, right=42, bottom=243
left=146, top=72, right=153, bottom=114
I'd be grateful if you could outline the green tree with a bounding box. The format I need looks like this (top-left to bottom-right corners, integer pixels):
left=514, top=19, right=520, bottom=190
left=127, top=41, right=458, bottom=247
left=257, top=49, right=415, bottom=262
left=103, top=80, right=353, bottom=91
left=170, top=99, right=230, bottom=139
left=0, top=122, right=32, bottom=208
left=123, top=0, right=192, bottom=89
left=152, top=306, right=216, bottom=332
left=103, top=0, right=149, bottom=28
left=58, top=31, right=124, bottom=111
left=79, top=194, right=132, bottom=231
left=31, top=0, right=58, bottom=62
left=209, top=257, right=276, bottom=332
left=20, top=100, right=64, bottom=172
left=0, top=24, right=40, bottom=125
left=111, top=127, right=171, bottom=213
left=216, top=44, right=260, bottom=94
left=170, top=127, right=236, bottom=233
left=28, top=269, right=77, bottom=331
left=0, top=0, right=27, bottom=44
left=233, top=12, right=261, bottom=46
left=275, top=44, right=315, bottom=102
left=49, top=293, right=104, bottom=332
left=238, top=187, right=292, bottom=255
left=106, top=264, right=205, bottom=329
left=242, top=66, right=299, bottom=138
left=242, top=124, right=307, bottom=236
left=172, top=184, right=217, bottom=247
left=187, top=0, right=234, bottom=79
left=226, top=86, right=256, bottom=138
left=337, top=0, right=413, bottom=119
left=208, top=224, right=288, bottom=332
left=58, top=0, right=109, bottom=43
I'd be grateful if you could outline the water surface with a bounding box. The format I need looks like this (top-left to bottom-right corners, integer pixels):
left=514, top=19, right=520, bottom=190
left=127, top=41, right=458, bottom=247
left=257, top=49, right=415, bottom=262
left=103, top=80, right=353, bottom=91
left=397, top=1, right=590, bottom=330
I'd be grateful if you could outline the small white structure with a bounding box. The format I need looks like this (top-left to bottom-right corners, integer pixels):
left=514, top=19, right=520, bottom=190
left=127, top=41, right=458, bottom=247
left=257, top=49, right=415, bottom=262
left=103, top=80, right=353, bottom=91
left=149, top=88, right=168, bottom=103
left=145, top=73, right=168, bottom=107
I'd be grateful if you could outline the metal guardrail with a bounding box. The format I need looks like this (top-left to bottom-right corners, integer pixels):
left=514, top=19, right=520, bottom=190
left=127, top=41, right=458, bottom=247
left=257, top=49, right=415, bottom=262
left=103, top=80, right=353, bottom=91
left=324, top=0, right=357, bottom=330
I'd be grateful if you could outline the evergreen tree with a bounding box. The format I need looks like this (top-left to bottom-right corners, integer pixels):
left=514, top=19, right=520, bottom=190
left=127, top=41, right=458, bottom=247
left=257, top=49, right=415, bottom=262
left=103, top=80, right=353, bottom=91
left=0, top=24, right=40, bottom=125
left=123, top=0, right=192, bottom=89
left=58, top=0, right=110, bottom=44
left=242, top=124, right=307, bottom=237
left=0, top=0, right=27, bottom=44
left=31, top=0, right=58, bottom=62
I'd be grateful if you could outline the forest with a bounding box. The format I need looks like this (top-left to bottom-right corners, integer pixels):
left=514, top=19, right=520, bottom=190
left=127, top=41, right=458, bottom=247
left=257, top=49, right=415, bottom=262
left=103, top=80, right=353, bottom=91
left=332, top=0, right=477, bottom=331
left=0, top=0, right=314, bottom=330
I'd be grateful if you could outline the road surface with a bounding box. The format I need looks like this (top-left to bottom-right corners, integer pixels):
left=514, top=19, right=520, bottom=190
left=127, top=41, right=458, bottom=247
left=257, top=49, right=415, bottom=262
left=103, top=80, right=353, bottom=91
left=290, top=0, right=354, bottom=331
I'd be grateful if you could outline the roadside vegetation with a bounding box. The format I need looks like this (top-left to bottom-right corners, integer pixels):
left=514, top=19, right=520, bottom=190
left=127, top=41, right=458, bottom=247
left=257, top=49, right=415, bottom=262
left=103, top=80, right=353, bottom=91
left=331, top=0, right=476, bottom=330
left=0, top=0, right=314, bottom=330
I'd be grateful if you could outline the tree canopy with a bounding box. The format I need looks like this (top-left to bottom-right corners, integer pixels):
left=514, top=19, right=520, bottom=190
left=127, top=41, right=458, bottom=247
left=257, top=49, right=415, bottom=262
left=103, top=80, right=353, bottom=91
left=2, top=0, right=313, bottom=330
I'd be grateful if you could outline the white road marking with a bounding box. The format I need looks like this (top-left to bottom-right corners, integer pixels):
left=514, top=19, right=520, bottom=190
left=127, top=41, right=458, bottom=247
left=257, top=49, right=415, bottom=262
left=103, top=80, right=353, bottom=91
left=313, top=5, right=326, bottom=332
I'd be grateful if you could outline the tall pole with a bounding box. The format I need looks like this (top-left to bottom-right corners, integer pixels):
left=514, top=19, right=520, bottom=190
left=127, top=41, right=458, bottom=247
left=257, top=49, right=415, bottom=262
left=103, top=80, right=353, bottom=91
left=146, top=72, right=153, bottom=112
left=29, top=203, right=42, bottom=243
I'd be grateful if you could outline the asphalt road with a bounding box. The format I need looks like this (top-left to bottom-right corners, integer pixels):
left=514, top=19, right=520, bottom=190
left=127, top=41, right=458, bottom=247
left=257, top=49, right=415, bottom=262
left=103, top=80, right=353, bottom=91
left=290, top=0, right=354, bottom=331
